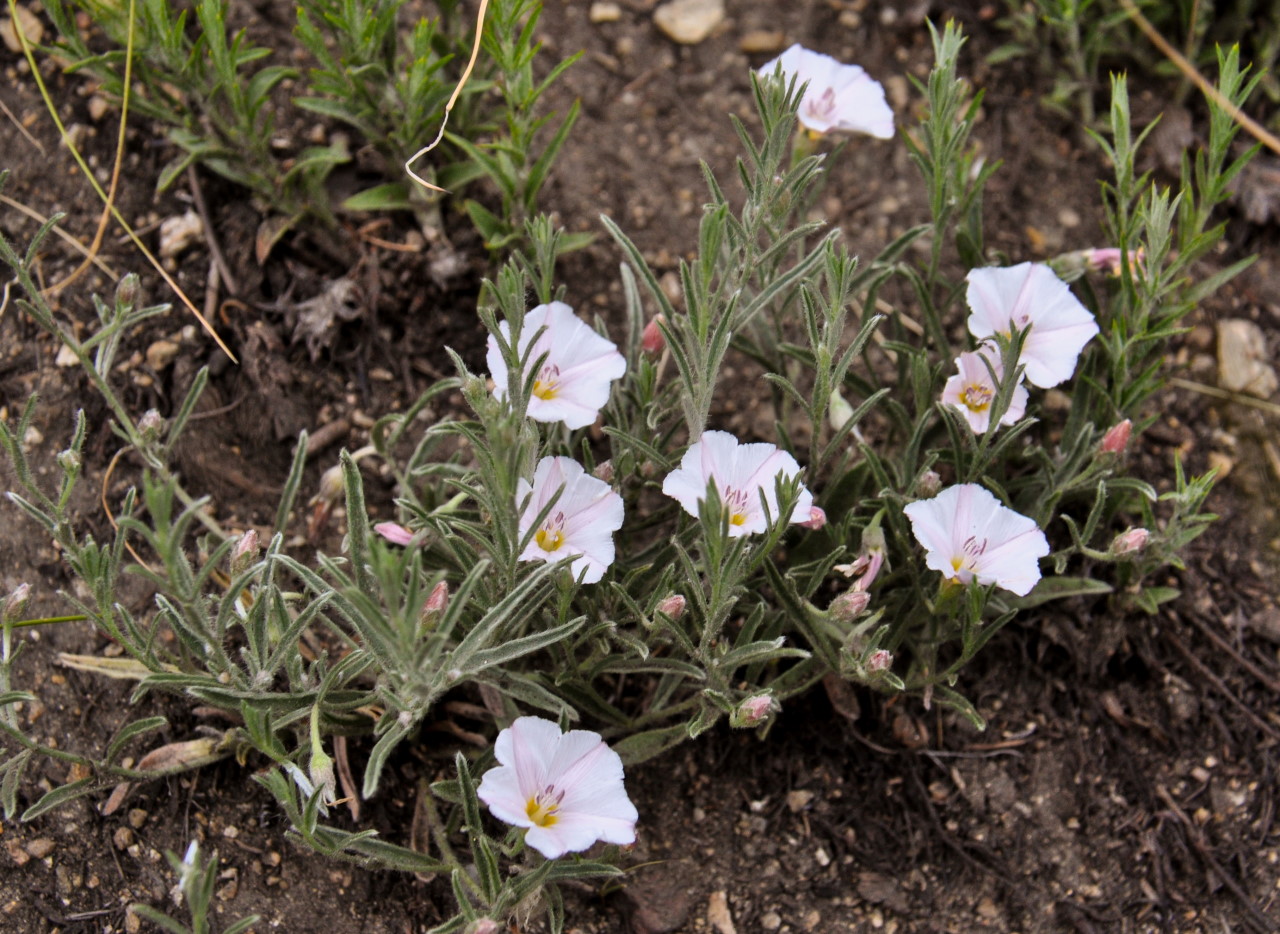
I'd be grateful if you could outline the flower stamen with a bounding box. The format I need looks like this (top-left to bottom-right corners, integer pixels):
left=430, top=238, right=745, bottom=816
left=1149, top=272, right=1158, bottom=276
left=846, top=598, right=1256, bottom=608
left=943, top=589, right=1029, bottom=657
left=535, top=511, right=567, bottom=552
left=959, top=382, right=993, bottom=413
left=532, top=364, right=561, bottom=401
left=524, top=785, right=565, bottom=827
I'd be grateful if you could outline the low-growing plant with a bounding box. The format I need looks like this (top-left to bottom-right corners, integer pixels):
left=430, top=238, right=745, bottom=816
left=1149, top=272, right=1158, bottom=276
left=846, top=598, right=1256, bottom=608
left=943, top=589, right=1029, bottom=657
left=0, top=16, right=1261, bottom=931
left=35, top=0, right=581, bottom=249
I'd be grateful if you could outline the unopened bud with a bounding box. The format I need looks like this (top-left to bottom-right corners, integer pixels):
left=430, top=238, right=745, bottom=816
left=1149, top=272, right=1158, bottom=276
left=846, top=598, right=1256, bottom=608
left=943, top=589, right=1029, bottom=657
left=115, top=273, right=140, bottom=309
left=917, top=469, right=942, bottom=498
left=798, top=505, right=826, bottom=530
left=56, top=448, right=81, bottom=474
left=465, top=920, right=502, bottom=934
left=308, top=746, right=336, bottom=805
left=866, top=649, right=893, bottom=672
left=230, top=529, right=259, bottom=576
left=641, top=315, right=667, bottom=355
left=593, top=460, right=615, bottom=484
left=1111, top=527, right=1149, bottom=556
left=1100, top=419, right=1132, bottom=455
left=656, top=594, right=687, bottom=621
left=3, top=583, right=31, bottom=625
left=374, top=521, right=414, bottom=546
left=137, top=409, right=165, bottom=445
left=828, top=389, right=855, bottom=432
left=422, top=581, right=449, bottom=624
left=730, top=694, right=778, bottom=729
left=315, top=465, right=344, bottom=505
left=830, top=589, right=871, bottom=623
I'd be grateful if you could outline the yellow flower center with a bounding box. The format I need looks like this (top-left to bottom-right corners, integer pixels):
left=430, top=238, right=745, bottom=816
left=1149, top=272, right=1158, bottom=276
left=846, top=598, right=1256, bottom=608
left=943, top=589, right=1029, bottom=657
left=959, top=382, right=993, bottom=414
left=536, top=528, right=564, bottom=552
left=532, top=364, right=561, bottom=401
left=535, top=511, right=567, bottom=553
left=723, top=486, right=752, bottom=529
left=525, top=789, right=562, bottom=827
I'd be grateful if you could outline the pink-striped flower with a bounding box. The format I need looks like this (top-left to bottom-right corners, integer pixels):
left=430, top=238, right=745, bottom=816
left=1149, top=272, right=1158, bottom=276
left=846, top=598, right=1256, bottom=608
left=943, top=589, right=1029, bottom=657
left=518, top=456, right=624, bottom=584
left=662, top=431, right=813, bottom=537
left=487, top=302, right=626, bottom=430
left=941, top=343, right=1029, bottom=433
left=759, top=45, right=894, bottom=139
left=902, top=483, right=1049, bottom=596
left=965, top=262, right=1099, bottom=389
left=477, top=716, right=637, bottom=859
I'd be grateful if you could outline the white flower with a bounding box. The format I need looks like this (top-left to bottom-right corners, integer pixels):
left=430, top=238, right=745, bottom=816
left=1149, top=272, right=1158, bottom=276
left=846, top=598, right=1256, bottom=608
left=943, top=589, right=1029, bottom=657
left=518, top=456, right=624, bottom=584
left=941, top=343, right=1029, bottom=433
left=477, top=716, right=638, bottom=859
left=662, top=430, right=814, bottom=537
left=902, top=483, right=1049, bottom=596
left=758, top=44, right=894, bottom=139
left=965, top=262, right=1099, bottom=388
left=487, top=301, right=627, bottom=429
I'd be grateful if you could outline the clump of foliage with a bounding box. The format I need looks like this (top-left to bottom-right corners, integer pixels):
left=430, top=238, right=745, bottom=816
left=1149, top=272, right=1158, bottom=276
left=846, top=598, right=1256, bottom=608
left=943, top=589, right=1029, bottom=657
left=0, top=9, right=1259, bottom=931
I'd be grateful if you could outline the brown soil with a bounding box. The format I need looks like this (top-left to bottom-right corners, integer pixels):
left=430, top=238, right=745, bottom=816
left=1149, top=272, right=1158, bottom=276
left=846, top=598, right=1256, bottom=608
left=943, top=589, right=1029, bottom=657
left=2, top=2, right=1279, bottom=933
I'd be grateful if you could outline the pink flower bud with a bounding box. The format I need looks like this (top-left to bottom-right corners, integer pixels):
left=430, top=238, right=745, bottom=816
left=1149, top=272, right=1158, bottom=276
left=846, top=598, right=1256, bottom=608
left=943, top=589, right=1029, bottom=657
left=593, top=459, right=615, bottom=484
left=424, top=580, right=449, bottom=616
left=866, top=649, right=893, bottom=672
left=1084, top=247, right=1144, bottom=276
left=642, top=315, right=667, bottom=355
left=798, top=505, right=827, bottom=530
left=230, top=529, right=259, bottom=577
left=830, top=589, right=871, bottom=623
left=730, top=694, right=778, bottom=728
left=465, top=919, right=502, bottom=934
left=656, top=594, right=687, bottom=621
left=138, top=409, right=165, bottom=444
left=1100, top=419, right=1132, bottom=455
left=917, top=469, right=942, bottom=498
left=1111, top=527, right=1149, bottom=556
left=374, top=522, right=415, bottom=546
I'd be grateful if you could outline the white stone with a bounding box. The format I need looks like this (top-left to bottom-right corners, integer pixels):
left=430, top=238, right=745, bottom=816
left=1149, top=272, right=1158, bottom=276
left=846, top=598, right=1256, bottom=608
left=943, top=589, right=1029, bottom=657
left=654, top=0, right=725, bottom=45
left=589, top=1, right=621, bottom=23
left=1217, top=318, right=1278, bottom=398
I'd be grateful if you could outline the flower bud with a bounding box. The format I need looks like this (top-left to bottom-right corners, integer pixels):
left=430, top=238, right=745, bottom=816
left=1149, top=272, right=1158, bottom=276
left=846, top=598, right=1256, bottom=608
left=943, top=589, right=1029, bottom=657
left=641, top=315, right=667, bottom=356
left=3, top=582, right=31, bottom=626
left=137, top=409, right=165, bottom=445
left=798, top=505, right=826, bottom=530
left=1100, top=419, right=1132, bottom=455
left=1111, top=527, right=1149, bottom=556
left=730, top=694, right=778, bottom=729
left=828, top=389, right=855, bottom=432
left=56, top=448, right=81, bottom=475
left=593, top=459, right=615, bottom=484
left=316, top=465, right=344, bottom=505
left=115, top=273, right=140, bottom=309
left=374, top=521, right=414, bottom=546
left=420, top=580, right=449, bottom=629
left=230, top=529, right=259, bottom=577
left=465, top=920, right=502, bottom=934
left=917, top=469, right=942, bottom=498
left=830, top=589, right=871, bottom=623
left=656, top=594, right=687, bottom=621
left=866, top=649, right=893, bottom=672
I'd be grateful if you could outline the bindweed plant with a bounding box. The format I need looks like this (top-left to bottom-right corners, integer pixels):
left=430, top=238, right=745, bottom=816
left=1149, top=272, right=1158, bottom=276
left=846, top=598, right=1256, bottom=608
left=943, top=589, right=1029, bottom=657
left=36, top=0, right=579, bottom=247
left=0, top=14, right=1261, bottom=930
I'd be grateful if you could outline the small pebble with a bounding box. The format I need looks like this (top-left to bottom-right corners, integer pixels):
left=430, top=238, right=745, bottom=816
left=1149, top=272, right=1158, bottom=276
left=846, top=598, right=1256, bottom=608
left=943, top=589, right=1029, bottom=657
left=25, top=838, right=54, bottom=859
left=739, top=30, right=785, bottom=54
left=654, top=0, right=725, bottom=45
left=113, top=827, right=134, bottom=850
left=589, top=1, right=621, bottom=23
left=127, top=808, right=148, bottom=830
